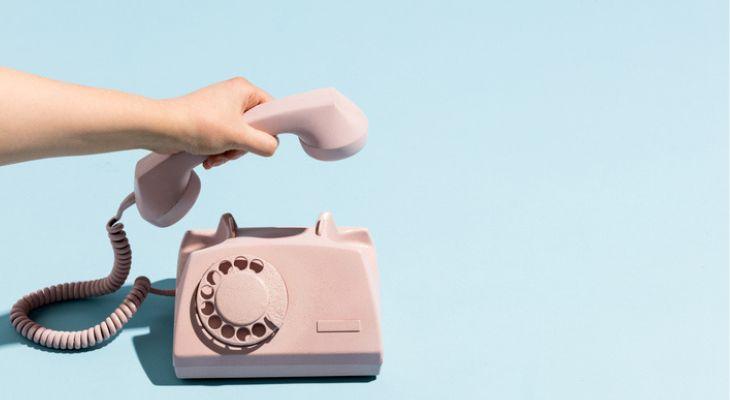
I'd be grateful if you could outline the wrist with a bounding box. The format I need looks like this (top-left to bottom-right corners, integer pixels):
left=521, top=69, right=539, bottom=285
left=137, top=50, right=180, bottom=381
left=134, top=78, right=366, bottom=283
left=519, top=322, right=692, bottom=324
left=142, top=98, right=195, bottom=153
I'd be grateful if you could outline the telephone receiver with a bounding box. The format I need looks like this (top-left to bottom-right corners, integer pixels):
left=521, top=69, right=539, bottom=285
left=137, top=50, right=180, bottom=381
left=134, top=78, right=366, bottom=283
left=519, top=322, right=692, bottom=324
left=134, top=88, right=368, bottom=227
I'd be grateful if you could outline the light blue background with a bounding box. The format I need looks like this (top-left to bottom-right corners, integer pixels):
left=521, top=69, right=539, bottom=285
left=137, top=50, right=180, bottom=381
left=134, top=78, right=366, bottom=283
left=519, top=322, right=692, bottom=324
left=0, top=1, right=726, bottom=399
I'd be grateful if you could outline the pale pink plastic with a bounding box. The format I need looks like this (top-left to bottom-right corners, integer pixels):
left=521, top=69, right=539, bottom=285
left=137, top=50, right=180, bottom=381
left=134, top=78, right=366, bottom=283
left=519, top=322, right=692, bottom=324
left=172, top=212, right=382, bottom=378
left=134, top=88, right=368, bottom=227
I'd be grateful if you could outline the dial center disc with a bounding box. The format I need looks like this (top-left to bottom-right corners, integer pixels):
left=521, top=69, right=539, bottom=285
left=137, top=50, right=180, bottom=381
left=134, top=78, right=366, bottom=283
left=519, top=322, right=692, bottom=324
left=214, top=272, right=269, bottom=325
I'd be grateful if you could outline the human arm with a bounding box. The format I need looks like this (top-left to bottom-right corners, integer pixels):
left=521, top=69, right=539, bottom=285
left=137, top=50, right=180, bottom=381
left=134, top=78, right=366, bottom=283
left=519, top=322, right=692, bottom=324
left=0, top=67, right=278, bottom=168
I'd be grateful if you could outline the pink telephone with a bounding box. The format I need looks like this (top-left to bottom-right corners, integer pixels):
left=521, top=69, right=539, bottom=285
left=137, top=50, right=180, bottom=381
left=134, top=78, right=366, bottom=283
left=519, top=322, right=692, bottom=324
left=9, top=88, right=383, bottom=378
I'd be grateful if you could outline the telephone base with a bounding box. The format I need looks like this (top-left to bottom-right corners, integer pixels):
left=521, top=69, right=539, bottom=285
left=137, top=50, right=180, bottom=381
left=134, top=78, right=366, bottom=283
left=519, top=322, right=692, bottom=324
left=172, top=212, right=382, bottom=379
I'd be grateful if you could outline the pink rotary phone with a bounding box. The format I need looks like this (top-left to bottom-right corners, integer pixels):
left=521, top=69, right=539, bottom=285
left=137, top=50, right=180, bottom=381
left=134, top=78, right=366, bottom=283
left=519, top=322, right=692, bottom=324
left=10, top=88, right=383, bottom=378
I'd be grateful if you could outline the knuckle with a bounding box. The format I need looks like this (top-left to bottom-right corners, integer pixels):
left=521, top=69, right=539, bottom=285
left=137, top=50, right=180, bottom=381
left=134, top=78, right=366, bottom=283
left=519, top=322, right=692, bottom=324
left=227, top=76, right=250, bottom=88
left=255, top=88, right=272, bottom=102
left=245, top=92, right=265, bottom=108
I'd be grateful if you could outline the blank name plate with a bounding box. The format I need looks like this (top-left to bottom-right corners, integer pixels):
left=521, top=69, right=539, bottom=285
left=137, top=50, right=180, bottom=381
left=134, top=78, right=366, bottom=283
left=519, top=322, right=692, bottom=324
left=316, top=320, right=361, bottom=333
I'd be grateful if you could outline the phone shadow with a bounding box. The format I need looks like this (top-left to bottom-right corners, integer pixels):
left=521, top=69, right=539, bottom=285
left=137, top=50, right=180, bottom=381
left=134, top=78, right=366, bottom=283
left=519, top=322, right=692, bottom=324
left=0, top=279, right=374, bottom=386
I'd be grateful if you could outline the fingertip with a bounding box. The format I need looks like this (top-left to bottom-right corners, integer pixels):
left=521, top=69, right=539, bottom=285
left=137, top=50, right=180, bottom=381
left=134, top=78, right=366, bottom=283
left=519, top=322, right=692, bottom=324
left=260, top=89, right=274, bottom=102
left=261, top=138, right=278, bottom=157
left=249, top=127, right=279, bottom=157
left=204, top=155, right=226, bottom=169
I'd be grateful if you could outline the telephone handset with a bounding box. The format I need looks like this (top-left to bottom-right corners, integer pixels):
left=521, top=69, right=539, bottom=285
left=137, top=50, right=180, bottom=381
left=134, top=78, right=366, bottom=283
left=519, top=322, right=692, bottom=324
left=10, top=88, right=383, bottom=378
left=134, top=88, right=368, bottom=227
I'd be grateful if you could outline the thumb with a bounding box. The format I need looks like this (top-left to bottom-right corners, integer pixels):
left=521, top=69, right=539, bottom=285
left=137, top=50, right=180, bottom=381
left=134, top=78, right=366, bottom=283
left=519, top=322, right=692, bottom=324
left=229, top=123, right=278, bottom=157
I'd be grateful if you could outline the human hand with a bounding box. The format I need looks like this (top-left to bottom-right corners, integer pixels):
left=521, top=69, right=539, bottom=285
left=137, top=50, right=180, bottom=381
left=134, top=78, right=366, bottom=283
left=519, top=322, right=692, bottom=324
left=158, top=77, right=278, bottom=169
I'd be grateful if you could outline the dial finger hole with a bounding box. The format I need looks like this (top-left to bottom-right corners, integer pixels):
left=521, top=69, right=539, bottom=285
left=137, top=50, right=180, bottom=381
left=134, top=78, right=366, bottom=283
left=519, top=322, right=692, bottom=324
left=206, top=270, right=220, bottom=285
left=195, top=254, right=286, bottom=348
left=236, top=327, right=251, bottom=341
left=252, top=323, right=266, bottom=337
left=200, top=285, right=214, bottom=299
left=200, top=301, right=214, bottom=315
left=250, top=259, right=264, bottom=273
left=221, top=324, right=235, bottom=338
left=208, top=315, right=222, bottom=329
left=234, top=257, right=248, bottom=270
left=218, top=260, right=232, bottom=274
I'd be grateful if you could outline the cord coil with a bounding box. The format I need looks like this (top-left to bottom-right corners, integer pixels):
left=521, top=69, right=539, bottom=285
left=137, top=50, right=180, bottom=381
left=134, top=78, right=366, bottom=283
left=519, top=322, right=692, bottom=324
left=9, top=193, right=173, bottom=350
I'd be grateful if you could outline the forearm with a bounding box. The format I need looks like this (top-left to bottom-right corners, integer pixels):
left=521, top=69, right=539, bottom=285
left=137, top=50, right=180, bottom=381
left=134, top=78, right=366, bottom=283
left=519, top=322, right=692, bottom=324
left=0, top=68, right=185, bottom=165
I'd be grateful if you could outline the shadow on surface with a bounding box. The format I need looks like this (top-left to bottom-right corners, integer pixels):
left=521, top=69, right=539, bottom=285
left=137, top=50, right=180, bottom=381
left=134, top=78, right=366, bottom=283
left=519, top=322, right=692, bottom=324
left=0, top=278, right=374, bottom=386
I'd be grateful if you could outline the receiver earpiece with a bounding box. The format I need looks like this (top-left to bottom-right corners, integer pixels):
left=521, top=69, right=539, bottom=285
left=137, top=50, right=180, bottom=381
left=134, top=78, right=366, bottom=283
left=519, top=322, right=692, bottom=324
left=133, top=88, right=368, bottom=227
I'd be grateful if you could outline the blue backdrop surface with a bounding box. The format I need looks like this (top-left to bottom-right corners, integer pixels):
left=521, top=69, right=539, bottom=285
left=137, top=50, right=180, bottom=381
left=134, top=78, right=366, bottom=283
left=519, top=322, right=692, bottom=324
left=0, top=1, right=727, bottom=399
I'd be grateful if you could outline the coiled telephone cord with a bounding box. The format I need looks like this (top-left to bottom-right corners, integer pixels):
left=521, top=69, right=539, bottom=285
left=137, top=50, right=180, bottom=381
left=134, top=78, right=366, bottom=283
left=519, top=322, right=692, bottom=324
left=9, top=193, right=174, bottom=350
